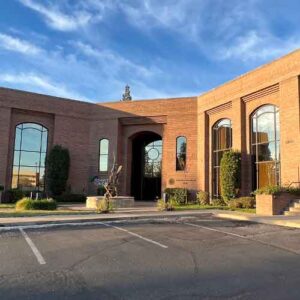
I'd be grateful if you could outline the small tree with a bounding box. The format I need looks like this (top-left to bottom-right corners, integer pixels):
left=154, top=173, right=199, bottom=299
left=46, top=145, right=70, bottom=196
left=220, top=150, right=241, bottom=202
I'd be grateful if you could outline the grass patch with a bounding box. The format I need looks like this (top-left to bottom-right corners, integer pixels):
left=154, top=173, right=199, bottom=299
left=0, top=210, right=97, bottom=218
left=174, top=204, right=230, bottom=211
left=174, top=204, right=256, bottom=214
left=0, top=203, right=15, bottom=209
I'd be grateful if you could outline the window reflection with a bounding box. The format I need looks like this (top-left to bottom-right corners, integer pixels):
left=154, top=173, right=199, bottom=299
left=12, top=123, right=48, bottom=191
left=99, top=139, right=109, bottom=172
left=144, top=140, right=162, bottom=177
left=212, top=119, right=232, bottom=197
left=176, top=136, right=187, bottom=171
left=251, top=105, right=280, bottom=189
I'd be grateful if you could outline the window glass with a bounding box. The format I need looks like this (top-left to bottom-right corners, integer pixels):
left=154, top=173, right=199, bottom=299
left=176, top=136, right=187, bottom=171
left=144, top=140, right=162, bottom=177
left=212, top=119, right=232, bottom=197
left=99, top=139, right=109, bottom=172
left=12, top=123, right=48, bottom=191
left=251, top=105, right=280, bottom=189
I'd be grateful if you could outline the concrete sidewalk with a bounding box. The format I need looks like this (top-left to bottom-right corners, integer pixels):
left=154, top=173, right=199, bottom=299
left=1, top=207, right=300, bottom=228
left=215, top=211, right=300, bottom=229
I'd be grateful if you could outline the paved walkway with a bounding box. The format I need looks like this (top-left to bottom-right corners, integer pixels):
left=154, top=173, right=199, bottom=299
left=1, top=202, right=300, bottom=228
left=215, top=210, right=300, bottom=229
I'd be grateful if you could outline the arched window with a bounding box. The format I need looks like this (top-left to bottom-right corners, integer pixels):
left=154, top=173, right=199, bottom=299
left=12, top=123, right=48, bottom=191
left=144, top=140, right=162, bottom=178
left=176, top=136, right=187, bottom=171
left=212, top=119, right=232, bottom=197
left=251, top=105, right=280, bottom=189
left=99, top=139, right=109, bottom=172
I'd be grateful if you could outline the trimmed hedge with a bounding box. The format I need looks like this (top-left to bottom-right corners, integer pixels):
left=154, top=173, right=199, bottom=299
left=54, top=193, right=87, bottom=203
left=46, top=145, right=70, bottom=196
left=164, top=188, right=188, bottom=205
left=16, top=198, right=57, bottom=211
left=197, top=190, right=209, bottom=205
left=254, top=185, right=300, bottom=196
left=228, top=197, right=255, bottom=209
left=3, top=189, right=24, bottom=203
left=220, top=150, right=241, bottom=202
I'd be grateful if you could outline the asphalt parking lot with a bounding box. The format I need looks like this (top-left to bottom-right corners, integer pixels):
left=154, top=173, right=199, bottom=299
left=1, top=215, right=300, bottom=300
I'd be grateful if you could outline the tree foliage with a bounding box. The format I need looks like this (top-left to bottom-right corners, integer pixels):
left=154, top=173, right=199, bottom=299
left=220, top=150, right=241, bottom=202
left=46, top=145, right=70, bottom=196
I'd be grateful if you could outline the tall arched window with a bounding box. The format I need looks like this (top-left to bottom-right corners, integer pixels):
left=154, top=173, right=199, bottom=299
left=251, top=104, right=280, bottom=189
left=212, top=119, right=232, bottom=197
left=99, top=139, right=109, bottom=172
left=12, top=123, right=48, bottom=191
left=176, top=136, right=187, bottom=171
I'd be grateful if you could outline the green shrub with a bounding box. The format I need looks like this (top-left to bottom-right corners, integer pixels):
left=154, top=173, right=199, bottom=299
left=254, top=185, right=300, bottom=196
left=16, top=198, right=57, bottom=211
left=4, top=189, right=24, bottom=203
left=0, top=185, right=4, bottom=191
left=97, top=185, right=106, bottom=196
left=46, top=145, right=70, bottom=196
left=228, top=197, right=255, bottom=209
left=157, top=199, right=175, bottom=211
left=164, top=188, right=188, bottom=205
left=197, top=190, right=209, bottom=205
left=220, top=150, right=241, bottom=202
left=96, top=198, right=113, bottom=214
left=54, top=193, right=87, bottom=203
left=211, top=198, right=226, bottom=206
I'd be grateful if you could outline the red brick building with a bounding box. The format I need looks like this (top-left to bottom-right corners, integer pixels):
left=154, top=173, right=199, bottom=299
left=0, top=49, right=299, bottom=200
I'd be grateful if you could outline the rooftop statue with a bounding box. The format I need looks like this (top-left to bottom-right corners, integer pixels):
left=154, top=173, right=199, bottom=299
left=121, top=84, right=132, bottom=101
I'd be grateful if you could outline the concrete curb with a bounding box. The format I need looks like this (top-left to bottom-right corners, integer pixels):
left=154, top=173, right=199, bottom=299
left=215, top=212, right=300, bottom=229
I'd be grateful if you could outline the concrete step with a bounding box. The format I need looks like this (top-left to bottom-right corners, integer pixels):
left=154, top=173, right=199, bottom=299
left=288, top=207, right=300, bottom=212
left=284, top=211, right=300, bottom=216
left=293, top=202, right=300, bottom=208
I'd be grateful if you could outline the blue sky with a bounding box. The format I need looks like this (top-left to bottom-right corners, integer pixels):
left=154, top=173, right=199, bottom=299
left=0, top=0, right=299, bottom=103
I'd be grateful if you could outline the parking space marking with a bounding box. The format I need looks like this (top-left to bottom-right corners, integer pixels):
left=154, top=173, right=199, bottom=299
left=19, top=228, right=46, bottom=265
left=100, top=222, right=168, bottom=249
left=183, top=222, right=248, bottom=239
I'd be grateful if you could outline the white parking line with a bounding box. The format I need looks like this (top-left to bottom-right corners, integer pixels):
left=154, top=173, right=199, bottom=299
left=100, top=222, right=168, bottom=249
left=19, top=228, right=46, bottom=265
left=183, top=222, right=248, bottom=239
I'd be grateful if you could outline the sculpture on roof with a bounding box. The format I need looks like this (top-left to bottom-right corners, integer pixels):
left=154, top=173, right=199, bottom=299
left=121, top=84, right=132, bottom=101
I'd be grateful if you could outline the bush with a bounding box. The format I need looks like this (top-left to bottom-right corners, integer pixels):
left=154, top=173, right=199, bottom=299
left=97, top=185, right=106, bottom=196
left=228, top=197, right=255, bottom=209
left=157, top=199, right=175, bottom=211
left=96, top=198, right=113, bottom=213
left=164, top=188, right=188, bottom=205
left=0, top=185, right=4, bottom=191
left=4, top=189, right=24, bottom=203
left=46, top=145, right=70, bottom=196
left=54, top=193, right=87, bottom=203
left=197, top=190, right=209, bottom=205
left=16, top=198, right=57, bottom=211
left=220, top=150, right=241, bottom=202
left=211, top=198, right=226, bottom=206
left=254, top=185, right=300, bottom=196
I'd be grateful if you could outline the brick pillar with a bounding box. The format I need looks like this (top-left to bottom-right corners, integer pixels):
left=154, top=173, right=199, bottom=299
left=280, top=76, right=300, bottom=186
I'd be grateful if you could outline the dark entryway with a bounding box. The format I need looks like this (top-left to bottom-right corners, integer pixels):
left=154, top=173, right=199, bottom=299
left=131, top=132, right=162, bottom=201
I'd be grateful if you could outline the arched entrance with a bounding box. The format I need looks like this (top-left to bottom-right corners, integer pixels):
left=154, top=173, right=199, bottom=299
left=130, top=131, right=162, bottom=201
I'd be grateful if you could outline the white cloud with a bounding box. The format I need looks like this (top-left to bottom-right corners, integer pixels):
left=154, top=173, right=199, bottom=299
left=74, top=41, right=157, bottom=78
left=0, top=33, right=42, bottom=55
left=219, top=31, right=300, bottom=61
left=0, top=72, right=91, bottom=101
left=19, top=0, right=94, bottom=31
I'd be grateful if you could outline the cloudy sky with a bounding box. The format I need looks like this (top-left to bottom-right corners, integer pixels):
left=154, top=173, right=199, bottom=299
left=0, top=0, right=299, bottom=103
